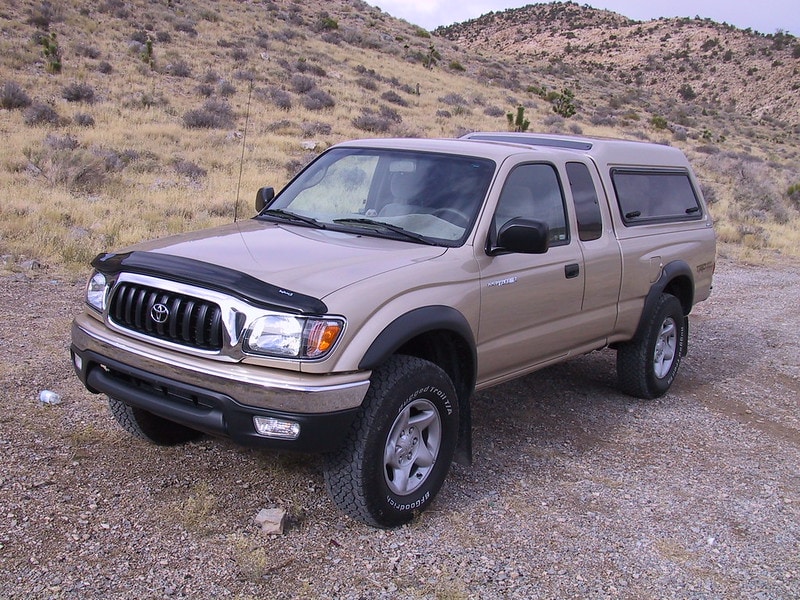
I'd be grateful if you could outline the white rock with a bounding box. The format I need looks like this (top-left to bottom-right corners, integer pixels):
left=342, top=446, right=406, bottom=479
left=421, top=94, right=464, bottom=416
left=255, top=508, right=286, bottom=535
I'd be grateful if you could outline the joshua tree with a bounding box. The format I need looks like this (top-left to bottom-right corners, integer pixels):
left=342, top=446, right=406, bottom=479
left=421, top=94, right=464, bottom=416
left=41, top=32, right=61, bottom=73
left=507, top=105, right=530, bottom=132
left=551, top=88, right=577, bottom=118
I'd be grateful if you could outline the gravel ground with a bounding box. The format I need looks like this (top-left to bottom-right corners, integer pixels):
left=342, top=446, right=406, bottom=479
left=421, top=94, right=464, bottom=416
left=1, top=250, right=798, bottom=599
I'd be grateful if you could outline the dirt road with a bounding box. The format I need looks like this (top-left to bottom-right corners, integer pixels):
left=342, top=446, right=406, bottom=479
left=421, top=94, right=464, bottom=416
left=1, top=252, right=798, bottom=598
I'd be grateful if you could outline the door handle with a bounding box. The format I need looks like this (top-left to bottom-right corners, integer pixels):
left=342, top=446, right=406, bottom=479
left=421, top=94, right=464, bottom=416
left=564, top=263, right=580, bottom=279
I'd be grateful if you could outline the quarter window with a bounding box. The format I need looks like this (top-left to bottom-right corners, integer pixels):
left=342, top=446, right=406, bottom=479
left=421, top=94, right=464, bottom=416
left=611, top=169, right=702, bottom=224
left=566, top=162, right=602, bottom=241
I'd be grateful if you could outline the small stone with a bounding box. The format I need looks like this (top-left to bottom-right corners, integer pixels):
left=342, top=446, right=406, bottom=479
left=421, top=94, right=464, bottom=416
left=20, top=259, right=44, bottom=271
left=255, top=508, right=286, bottom=535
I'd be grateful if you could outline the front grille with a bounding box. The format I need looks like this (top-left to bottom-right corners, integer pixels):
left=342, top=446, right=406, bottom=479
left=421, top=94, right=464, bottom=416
left=109, top=282, right=223, bottom=350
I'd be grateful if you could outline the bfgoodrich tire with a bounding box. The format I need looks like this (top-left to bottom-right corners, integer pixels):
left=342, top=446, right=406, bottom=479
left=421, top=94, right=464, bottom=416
left=323, top=355, right=459, bottom=528
left=108, top=398, right=203, bottom=445
left=617, top=293, right=686, bottom=399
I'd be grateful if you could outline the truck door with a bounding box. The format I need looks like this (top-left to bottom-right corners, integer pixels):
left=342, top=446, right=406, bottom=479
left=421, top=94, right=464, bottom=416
left=565, top=161, right=623, bottom=340
left=476, top=162, right=586, bottom=385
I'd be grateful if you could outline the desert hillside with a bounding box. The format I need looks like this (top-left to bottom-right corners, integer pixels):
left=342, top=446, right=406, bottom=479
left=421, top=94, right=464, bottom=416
left=437, top=2, right=800, bottom=125
left=0, top=0, right=798, bottom=274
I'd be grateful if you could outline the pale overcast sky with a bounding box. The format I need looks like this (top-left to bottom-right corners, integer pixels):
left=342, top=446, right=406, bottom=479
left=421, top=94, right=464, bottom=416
left=368, top=0, right=798, bottom=36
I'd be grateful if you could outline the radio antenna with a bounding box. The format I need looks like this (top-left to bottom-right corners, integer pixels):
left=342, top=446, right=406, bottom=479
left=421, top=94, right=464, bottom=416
left=234, top=78, right=254, bottom=223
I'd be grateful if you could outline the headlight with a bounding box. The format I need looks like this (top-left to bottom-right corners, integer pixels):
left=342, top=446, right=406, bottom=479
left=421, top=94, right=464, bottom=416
left=244, top=315, right=343, bottom=359
left=86, top=271, right=108, bottom=312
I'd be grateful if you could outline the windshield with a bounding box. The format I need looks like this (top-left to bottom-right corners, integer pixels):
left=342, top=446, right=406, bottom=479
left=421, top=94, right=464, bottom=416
left=259, top=147, right=496, bottom=246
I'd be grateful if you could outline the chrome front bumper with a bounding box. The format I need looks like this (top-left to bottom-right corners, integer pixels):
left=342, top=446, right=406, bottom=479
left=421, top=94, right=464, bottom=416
left=71, top=312, right=371, bottom=414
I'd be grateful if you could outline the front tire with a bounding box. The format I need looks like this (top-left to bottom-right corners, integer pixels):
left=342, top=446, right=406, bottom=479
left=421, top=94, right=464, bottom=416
left=323, top=355, right=459, bottom=528
left=108, top=398, right=203, bottom=445
left=617, top=293, right=686, bottom=399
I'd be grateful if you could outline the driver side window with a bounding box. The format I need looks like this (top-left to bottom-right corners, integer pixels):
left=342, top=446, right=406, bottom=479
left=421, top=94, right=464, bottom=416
left=494, top=163, right=568, bottom=245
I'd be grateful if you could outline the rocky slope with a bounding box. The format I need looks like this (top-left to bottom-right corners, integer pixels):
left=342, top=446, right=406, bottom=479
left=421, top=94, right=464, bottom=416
left=437, top=2, right=800, bottom=126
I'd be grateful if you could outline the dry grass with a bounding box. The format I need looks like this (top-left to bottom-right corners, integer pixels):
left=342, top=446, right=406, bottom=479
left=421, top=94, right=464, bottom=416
left=176, top=482, right=219, bottom=534
left=0, top=0, right=798, bottom=276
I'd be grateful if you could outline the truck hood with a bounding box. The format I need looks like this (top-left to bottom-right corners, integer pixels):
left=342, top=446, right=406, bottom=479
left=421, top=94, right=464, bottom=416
left=124, top=220, right=448, bottom=300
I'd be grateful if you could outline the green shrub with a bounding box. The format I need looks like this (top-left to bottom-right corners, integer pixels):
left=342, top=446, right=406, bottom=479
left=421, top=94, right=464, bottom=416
left=678, top=84, right=697, bottom=100
left=650, top=115, right=668, bottom=129
left=316, top=14, right=339, bottom=31
left=527, top=85, right=547, bottom=97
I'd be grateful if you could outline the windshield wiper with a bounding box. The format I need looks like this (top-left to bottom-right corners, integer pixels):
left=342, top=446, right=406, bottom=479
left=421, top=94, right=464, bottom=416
left=259, top=209, right=326, bottom=229
left=333, top=218, right=436, bottom=245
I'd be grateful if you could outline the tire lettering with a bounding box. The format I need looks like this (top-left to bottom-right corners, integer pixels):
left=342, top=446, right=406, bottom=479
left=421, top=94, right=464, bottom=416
left=407, top=387, right=450, bottom=404
left=402, top=386, right=453, bottom=415
left=386, top=491, right=430, bottom=512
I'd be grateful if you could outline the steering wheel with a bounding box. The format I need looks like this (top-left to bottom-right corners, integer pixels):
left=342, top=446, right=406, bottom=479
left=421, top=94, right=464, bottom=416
left=432, top=208, right=470, bottom=228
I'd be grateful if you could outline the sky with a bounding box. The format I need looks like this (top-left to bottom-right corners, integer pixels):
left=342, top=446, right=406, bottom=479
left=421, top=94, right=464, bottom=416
left=367, top=0, right=798, bottom=37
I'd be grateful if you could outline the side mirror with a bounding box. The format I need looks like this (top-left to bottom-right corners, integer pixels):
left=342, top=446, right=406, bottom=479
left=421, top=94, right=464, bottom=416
left=493, top=218, right=549, bottom=255
left=255, top=187, right=275, bottom=213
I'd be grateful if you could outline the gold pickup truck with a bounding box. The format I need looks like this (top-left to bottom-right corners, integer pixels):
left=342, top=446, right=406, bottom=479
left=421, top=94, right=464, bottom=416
left=71, top=133, right=716, bottom=527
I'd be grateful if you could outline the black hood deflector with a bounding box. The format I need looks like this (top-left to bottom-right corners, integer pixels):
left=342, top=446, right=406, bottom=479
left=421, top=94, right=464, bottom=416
left=92, top=251, right=328, bottom=315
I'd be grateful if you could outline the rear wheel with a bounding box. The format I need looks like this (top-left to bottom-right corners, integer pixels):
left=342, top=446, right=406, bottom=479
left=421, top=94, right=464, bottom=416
left=617, top=293, right=686, bottom=399
left=323, top=355, right=459, bottom=528
left=108, top=398, right=203, bottom=445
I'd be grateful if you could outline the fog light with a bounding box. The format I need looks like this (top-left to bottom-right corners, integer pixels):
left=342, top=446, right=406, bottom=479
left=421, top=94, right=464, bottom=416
left=253, top=416, right=300, bottom=440
left=73, top=352, right=83, bottom=371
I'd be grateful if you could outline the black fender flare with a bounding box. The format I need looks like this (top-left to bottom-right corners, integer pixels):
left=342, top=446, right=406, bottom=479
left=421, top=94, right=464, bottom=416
left=633, top=260, right=694, bottom=354
left=358, top=306, right=476, bottom=372
left=359, top=306, right=477, bottom=465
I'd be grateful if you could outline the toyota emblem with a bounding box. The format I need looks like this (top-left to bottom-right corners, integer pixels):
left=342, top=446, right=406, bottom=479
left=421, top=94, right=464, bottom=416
left=150, top=303, right=170, bottom=324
